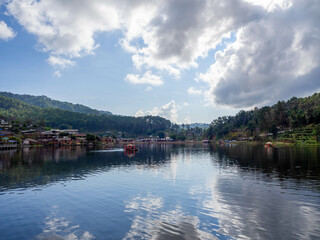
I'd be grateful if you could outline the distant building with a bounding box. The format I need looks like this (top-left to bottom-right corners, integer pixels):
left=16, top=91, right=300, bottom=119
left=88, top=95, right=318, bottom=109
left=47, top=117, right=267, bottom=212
left=73, top=133, right=86, bottom=140
left=23, top=138, right=38, bottom=145
left=0, top=119, right=11, bottom=128
left=54, top=137, right=72, bottom=146
left=0, top=130, right=13, bottom=137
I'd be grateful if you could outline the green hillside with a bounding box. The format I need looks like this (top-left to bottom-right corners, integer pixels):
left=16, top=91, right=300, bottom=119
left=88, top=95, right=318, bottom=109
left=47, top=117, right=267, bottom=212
left=207, top=92, right=320, bottom=141
left=0, top=92, right=112, bottom=115
left=0, top=95, right=171, bottom=135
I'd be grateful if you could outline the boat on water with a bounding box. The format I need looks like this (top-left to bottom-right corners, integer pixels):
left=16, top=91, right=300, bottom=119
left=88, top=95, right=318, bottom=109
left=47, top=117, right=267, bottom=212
left=265, top=142, right=274, bottom=148
left=124, top=144, right=139, bottom=152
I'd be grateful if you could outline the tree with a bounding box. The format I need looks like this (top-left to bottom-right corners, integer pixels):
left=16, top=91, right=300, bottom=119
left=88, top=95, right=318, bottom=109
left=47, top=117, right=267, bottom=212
left=157, top=131, right=165, bottom=138
left=313, top=124, right=320, bottom=142
left=59, top=132, right=69, bottom=137
left=177, top=134, right=186, bottom=141
left=170, top=133, right=177, bottom=141
left=270, top=124, right=278, bottom=139
left=247, top=120, right=256, bottom=136
left=86, top=133, right=96, bottom=142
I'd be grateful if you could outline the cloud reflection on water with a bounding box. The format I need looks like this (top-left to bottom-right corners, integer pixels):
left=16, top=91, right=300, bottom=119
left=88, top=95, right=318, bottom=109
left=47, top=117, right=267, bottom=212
left=123, top=193, right=231, bottom=240
left=200, top=166, right=320, bottom=239
left=36, top=205, right=95, bottom=240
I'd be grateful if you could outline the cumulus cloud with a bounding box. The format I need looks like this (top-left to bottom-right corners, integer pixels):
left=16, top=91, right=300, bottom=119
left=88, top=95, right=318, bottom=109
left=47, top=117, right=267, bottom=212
left=125, top=71, right=163, bottom=86
left=3, top=0, right=319, bottom=108
left=122, top=0, right=264, bottom=77
left=48, top=56, right=75, bottom=68
left=145, top=86, right=152, bottom=91
left=0, top=20, right=15, bottom=40
left=198, top=0, right=320, bottom=108
left=135, top=100, right=181, bottom=123
left=53, top=70, right=61, bottom=78
left=5, top=0, right=262, bottom=72
left=187, top=87, right=203, bottom=95
left=6, top=0, right=119, bottom=57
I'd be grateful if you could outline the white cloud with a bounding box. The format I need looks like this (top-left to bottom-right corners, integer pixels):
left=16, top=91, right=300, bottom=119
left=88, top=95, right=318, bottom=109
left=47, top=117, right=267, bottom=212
left=187, top=87, right=203, bottom=95
left=243, top=0, right=293, bottom=11
left=0, top=20, right=15, bottom=40
left=4, top=0, right=319, bottom=109
left=198, top=0, right=320, bottom=108
left=184, top=117, right=191, bottom=124
left=5, top=0, right=263, bottom=74
left=125, top=71, right=163, bottom=86
left=134, top=110, right=145, bottom=118
left=48, top=56, right=75, bottom=68
left=53, top=70, right=61, bottom=78
left=6, top=0, right=119, bottom=57
left=121, top=0, right=264, bottom=77
left=135, top=100, right=181, bottom=123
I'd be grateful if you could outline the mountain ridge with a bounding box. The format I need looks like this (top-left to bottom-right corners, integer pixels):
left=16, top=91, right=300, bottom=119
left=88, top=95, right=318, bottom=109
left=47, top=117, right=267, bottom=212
left=0, top=94, right=171, bottom=135
left=0, top=91, right=112, bottom=116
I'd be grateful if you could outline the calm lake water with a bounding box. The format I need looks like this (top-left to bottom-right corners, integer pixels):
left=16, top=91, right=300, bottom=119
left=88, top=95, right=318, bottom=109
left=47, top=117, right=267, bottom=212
left=0, top=144, right=320, bottom=240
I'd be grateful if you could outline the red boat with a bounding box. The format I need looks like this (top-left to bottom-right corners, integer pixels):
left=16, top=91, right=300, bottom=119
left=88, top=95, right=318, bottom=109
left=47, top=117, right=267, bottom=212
left=124, top=144, right=139, bottom=152
left=265, top=142, right=274, bottom=148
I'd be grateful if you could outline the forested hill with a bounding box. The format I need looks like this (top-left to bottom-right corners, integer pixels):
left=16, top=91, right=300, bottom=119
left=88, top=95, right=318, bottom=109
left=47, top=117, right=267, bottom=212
left=0, top=92, right=112, bottom=116
left=0, top=95, right=171, bottom=135
left=207, top=92, right=320, bottom=139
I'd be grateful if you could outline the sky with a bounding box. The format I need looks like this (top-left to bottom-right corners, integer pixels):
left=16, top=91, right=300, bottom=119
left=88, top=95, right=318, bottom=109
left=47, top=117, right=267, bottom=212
left=0, top=0, right=319, bottom=124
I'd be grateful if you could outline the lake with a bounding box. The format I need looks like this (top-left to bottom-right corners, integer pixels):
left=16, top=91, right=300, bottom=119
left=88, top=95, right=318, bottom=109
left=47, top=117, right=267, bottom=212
left=0, top=144, right=319, bottom=240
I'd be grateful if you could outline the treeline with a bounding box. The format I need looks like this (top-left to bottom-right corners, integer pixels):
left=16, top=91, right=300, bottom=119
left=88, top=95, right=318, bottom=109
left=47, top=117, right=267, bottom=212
left=0, top=91, right=112, bottom=115
left=0, top=95, right=171, bottom=135
left=207, top=92, right=320, bottom=139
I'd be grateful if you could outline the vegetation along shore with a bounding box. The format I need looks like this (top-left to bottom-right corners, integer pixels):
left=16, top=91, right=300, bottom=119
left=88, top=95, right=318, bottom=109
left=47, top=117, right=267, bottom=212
left=1, top=91, right=320, bottom=148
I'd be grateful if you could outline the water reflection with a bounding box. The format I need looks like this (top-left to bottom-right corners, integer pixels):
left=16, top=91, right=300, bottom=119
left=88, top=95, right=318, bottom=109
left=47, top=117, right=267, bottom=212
left=210, top=144, right=320, bottom=189
left=36, top=205, right=94, bottom=240
left=0, top=145, right=176, bottom=191
left=0, top=144, right=319, bottom=240
left=204, top=144, right=320, bottom=239
left=124, top=194, right=230, bottom=240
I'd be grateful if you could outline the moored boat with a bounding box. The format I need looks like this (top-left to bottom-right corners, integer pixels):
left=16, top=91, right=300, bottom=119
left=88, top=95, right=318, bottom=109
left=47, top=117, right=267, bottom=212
left=265, top=142, right=274, bottom=148
left=124, top=144, right=138, bottom=152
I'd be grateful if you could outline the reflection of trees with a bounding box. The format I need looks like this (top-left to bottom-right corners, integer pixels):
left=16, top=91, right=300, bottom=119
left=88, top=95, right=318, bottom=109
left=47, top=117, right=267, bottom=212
left=210, top=144, right=320, bottom=185
left=0, top=144, right=188, bottom=191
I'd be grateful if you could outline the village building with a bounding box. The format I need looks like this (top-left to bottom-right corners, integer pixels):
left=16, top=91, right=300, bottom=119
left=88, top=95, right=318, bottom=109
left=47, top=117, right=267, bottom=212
left=39, top=130, right=59, bottom=139
left=59, top=129, right=79, bottom=134
left=37, top=139, right=53, bottom=146
left=23, top=138, right=38, bottom=146
left=54, top=137, right=72, bottom=146
left=73, top=133, right=86, bottom=140
left=22, top=129, right=40, bottom=139
left=0, top=130, right=13, bottom=137
left=0, top=119, right=11, bottom=128
left=101, top=136, right=114, bottom=144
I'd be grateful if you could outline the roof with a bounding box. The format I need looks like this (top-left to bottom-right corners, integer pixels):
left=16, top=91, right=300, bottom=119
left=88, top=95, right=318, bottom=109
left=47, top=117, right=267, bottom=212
left=74, top=133, right=86, bottom=137
left=25, top=138, right=38, bottom=142
left=22, top=129, right=37, bottom=133
left=55, top=138, right=72, bottom=141
left=0, top=130, right=13, bottom=135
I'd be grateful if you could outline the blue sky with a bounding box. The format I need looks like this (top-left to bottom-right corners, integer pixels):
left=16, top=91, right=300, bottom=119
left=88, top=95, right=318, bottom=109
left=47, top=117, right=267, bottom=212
left=0, top=0, right=319, bottom=123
